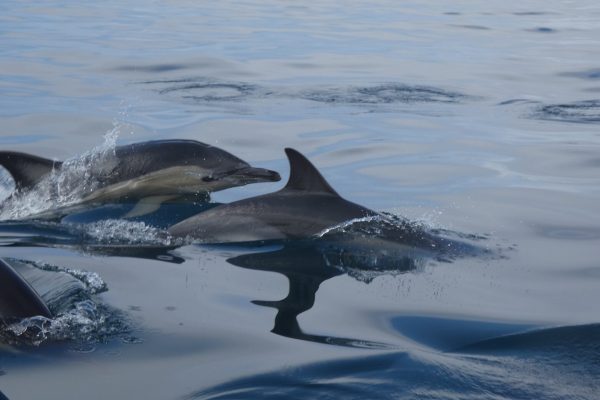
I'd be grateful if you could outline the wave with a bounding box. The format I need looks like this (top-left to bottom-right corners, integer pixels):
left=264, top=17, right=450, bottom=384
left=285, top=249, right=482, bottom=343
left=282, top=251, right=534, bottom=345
left=186, top=323, right=600, bottom=400
left=457, top=323, right=600, bottom=358
left=390, top=315, right=535, bottom=352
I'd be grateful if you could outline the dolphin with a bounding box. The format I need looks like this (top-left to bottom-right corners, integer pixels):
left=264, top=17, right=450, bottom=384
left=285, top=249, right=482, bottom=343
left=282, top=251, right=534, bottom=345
left=168, top=148, right=481, bottom=262
left=0, top=258, right=52, bottom=320
left=168, top=148, right=378, bottom=242
left=0, top=139, right=281, bottom=218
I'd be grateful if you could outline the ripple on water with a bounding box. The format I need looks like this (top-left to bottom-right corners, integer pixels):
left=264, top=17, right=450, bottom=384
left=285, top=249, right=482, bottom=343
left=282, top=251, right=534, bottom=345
left=450, top=24, right=491, bottom=30
left=534, top=224, right=600, bottom=240
left=140, top=78, right=259, bottom=102
left=533, top=100, right=600, bottom=123
left=115, top=63, right=189, bottom=73
left=141, top=78, right=469, bottom=106
left=559, top=69, right=600, bottom=81
left=159, top=82, right=257, bottom=101
left=301, top=84, right=468, bottom=104
left=513, top=11, right=551, bottom=16
left=526, top=27, right=556, bottom=33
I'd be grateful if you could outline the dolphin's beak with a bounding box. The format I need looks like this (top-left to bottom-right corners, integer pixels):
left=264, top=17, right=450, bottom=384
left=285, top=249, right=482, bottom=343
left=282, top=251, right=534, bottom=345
left=229, top=167, right=281, bottom=183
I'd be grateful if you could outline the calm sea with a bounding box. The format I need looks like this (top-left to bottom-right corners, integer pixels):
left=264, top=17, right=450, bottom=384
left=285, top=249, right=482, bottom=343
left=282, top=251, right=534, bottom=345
left=1, top=1, right=599, bottom=399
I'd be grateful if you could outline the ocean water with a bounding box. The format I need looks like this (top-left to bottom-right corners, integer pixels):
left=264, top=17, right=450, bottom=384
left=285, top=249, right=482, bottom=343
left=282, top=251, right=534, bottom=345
left=1, top=1, right=600, bottom=399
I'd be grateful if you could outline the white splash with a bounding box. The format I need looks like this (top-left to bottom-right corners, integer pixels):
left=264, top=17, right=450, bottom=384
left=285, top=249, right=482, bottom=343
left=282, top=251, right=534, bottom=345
left=0, top=123, right=122, bottom=221
left=315, top=215, right=386, bottom=238
left=5, top=300, right=128, bottom=347
left=73, top=219, right=173, bottom=246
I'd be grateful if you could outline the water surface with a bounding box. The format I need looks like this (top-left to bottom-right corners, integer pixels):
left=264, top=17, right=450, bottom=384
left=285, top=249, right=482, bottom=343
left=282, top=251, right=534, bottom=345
left=1, top=1, right=599, bottom=399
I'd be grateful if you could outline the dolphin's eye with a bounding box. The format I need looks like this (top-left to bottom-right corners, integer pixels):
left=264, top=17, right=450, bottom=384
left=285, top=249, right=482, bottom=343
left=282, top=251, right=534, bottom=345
left=202, top=176, right=215, bottom=182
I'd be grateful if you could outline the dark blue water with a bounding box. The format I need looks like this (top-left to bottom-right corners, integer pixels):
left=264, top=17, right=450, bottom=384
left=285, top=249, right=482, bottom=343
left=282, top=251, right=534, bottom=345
left=1, top=1, right=600, bottom=399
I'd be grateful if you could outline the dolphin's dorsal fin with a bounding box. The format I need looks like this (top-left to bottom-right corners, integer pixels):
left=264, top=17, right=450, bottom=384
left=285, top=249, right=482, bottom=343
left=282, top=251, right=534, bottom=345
left=282, top=148, right=339, bottom=196
left=0, top=258, right=52, bottom=319
left=0, top=151, right=62, bottom=190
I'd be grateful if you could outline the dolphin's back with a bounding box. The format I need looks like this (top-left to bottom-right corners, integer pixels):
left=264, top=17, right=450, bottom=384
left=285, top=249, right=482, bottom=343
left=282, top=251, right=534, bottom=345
left=0, top=258, right=52, bottom=320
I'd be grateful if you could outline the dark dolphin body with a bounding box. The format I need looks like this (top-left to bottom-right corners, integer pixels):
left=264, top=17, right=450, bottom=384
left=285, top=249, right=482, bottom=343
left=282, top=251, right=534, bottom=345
left=168, top=148, right=378, bottom=242
left=0, top=139, right=280, bottom=217
left=0, top=258, right=51, bottom=320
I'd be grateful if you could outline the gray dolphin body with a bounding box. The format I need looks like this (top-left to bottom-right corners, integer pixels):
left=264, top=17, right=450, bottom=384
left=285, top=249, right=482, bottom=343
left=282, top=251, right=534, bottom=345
left=168, top=148, right=379, bottom=242
left=0, top=258, right=52, bottom=320
left=169, top=148, right=479, bottom=261
left=0, top=139, right=280, bottom=217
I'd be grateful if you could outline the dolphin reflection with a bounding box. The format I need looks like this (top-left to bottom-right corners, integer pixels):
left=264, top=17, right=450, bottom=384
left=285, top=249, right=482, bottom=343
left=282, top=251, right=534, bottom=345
left=226, top=240, right=430, bottom=348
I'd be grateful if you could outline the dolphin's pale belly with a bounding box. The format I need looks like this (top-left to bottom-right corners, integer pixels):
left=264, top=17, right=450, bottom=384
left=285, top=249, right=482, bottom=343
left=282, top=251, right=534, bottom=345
left=82, top=166, right=221, bottom=203
left=62, top=165, right=230, bottom=218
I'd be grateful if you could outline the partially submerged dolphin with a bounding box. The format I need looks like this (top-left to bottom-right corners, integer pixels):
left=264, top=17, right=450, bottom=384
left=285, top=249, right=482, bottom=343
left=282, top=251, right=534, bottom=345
left=0, top=139, right=280, bottom=217
left=0, top=258, right=52, bottom=320
left=168, top=148, right=377, bottom=242
left=168, top=148, right=480, bottom=260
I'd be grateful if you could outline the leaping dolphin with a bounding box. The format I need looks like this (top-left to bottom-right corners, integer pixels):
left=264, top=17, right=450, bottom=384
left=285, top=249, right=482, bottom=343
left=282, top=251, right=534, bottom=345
left=0, top=139, right=280, bottom=218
